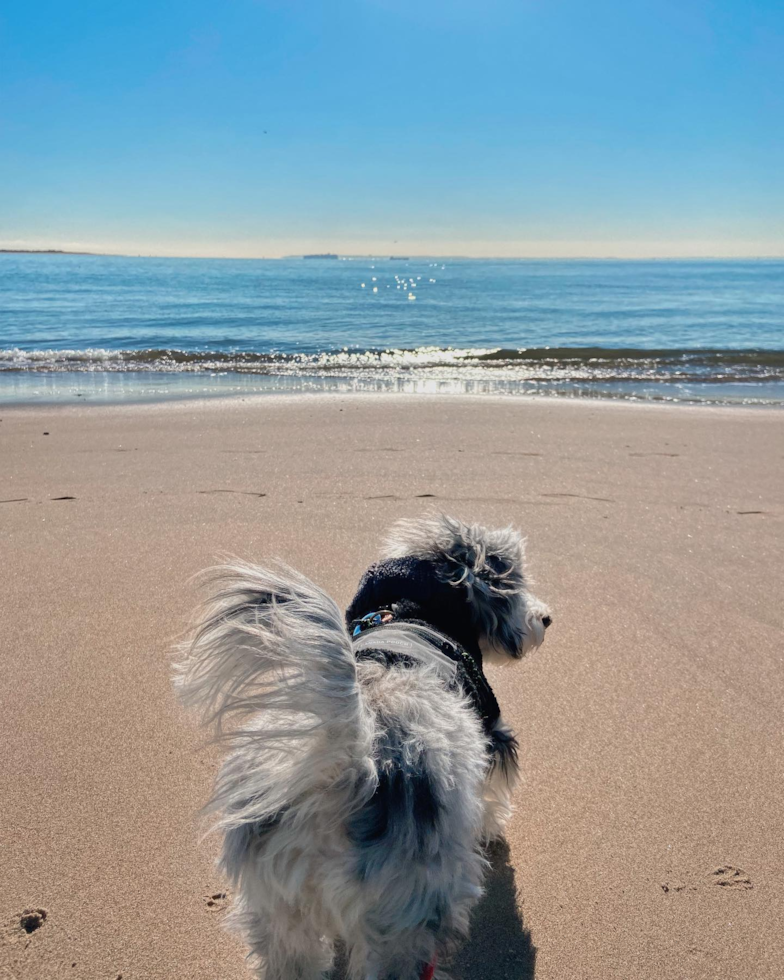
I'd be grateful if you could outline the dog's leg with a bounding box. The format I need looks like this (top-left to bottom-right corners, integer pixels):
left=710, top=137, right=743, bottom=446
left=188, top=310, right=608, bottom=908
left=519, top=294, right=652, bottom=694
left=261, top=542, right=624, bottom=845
left=482, top=717, right=521, bottom=841
left=482, top=766, right=515, bottom=840
left=238, top=905, right=332, bottom=980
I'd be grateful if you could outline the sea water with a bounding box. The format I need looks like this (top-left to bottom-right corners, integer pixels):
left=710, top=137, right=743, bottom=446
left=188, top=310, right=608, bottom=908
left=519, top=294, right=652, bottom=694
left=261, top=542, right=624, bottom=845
left=1, top=255, right=782, bottom=405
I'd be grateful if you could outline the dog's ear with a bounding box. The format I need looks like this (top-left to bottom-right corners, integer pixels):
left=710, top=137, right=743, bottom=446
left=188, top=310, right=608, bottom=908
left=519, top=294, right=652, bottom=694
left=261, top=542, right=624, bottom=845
left=383, top=514, right=548, bottom=659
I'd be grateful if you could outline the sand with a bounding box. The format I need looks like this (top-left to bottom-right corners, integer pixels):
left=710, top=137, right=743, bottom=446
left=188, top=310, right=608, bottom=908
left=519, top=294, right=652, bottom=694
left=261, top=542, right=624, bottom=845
left=1, top=393, right=782, bottom=980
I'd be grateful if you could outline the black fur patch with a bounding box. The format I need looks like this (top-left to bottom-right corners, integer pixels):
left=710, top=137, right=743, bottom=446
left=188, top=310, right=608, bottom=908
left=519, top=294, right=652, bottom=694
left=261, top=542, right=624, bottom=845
left=489, top=727, right=519, bottom=778
left=348, top=726, right=440, bottom=880
left=351, top=767, right=438, bottom=846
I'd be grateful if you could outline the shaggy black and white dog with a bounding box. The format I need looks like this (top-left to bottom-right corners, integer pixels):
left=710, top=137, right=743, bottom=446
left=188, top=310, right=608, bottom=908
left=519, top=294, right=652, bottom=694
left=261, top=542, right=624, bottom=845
left=175, top=515, right=551, bottom=980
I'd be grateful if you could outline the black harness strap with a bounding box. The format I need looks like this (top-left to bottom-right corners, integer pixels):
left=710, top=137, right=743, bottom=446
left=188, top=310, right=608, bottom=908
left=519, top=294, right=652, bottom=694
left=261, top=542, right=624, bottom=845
left=350, top=613, right=501, bottom=737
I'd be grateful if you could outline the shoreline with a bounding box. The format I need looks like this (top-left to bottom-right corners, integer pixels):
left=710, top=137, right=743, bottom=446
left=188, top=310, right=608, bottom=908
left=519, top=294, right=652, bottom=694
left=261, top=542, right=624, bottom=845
left=2, top=387, right=784, bottom=419
left=1, top=382, right=783, bottom=411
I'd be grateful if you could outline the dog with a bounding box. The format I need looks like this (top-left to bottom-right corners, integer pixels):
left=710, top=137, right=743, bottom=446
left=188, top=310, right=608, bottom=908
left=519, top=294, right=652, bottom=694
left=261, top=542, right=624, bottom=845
left=174, top=515, right=551, bottom=980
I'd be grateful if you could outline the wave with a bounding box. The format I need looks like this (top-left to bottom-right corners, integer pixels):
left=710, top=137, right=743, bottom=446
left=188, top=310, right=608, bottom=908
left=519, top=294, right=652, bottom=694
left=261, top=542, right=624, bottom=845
left=2, top=345, right=783, bottom=385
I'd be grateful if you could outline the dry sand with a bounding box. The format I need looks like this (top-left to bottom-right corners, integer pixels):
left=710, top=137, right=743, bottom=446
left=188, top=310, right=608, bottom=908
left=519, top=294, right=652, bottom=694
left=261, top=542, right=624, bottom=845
left=1, top=394, right=782, bottom=980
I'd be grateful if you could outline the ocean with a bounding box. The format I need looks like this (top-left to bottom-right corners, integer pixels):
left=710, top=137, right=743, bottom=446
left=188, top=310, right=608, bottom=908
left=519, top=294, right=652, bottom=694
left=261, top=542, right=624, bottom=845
left=1, top=254, right=782, bottom=405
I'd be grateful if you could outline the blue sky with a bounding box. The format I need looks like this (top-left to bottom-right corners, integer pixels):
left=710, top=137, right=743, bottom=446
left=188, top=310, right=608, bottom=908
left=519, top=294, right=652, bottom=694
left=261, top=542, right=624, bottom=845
left=1, top=0, right=782, bottom=257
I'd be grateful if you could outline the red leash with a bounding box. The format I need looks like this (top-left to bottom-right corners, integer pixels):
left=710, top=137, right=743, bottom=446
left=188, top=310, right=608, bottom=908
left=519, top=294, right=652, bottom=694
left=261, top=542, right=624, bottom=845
left=420, top=956, right=437, bottom=980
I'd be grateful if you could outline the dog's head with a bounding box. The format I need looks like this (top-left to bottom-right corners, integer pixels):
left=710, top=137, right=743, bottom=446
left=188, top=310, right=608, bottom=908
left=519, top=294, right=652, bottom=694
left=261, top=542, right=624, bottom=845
left=381, top=514, right=551, bottom=663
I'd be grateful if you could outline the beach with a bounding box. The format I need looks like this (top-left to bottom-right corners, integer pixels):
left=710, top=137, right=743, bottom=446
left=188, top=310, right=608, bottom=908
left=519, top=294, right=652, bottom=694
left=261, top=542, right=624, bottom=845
left=2, top=393, right=782, bottom=980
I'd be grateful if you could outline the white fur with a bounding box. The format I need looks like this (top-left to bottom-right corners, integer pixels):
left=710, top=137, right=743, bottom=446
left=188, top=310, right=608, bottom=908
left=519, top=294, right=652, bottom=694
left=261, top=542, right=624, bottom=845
left=174, top=518, right=549, bottom=979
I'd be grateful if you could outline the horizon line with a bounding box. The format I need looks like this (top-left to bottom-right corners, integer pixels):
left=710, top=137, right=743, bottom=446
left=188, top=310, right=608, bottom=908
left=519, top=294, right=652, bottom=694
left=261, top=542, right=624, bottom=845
left=2, top=248, right=784, bottom=262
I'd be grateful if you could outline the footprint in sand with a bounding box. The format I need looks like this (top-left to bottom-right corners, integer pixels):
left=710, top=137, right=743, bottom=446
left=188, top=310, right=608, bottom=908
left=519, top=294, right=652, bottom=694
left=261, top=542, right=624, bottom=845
left=710, top=866, right=753, bottom=889
left=204, top=892, right=230, bottom=911
left=364, top=493, right=437, bottom=500
left=197, top=489, right=267, bottom=497
left=491, top=451, right=542, bottom=456
left=660, top=879, right=694, bottom=894
left=19, top=908, right=47, bottom=933
left=661, top=866, right=752, bottom=894
left=541, top=492, right=614, bottom=503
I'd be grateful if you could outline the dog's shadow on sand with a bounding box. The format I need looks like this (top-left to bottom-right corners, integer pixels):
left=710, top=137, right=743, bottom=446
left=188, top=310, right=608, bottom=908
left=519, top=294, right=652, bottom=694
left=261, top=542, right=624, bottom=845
left=449, top=839, right=536, bottom=980
left=330, top=839, right=536, bottom=979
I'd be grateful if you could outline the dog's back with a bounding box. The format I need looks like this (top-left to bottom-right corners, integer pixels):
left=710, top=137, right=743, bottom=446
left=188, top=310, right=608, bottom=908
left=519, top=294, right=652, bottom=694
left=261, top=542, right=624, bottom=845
left=175, top=562, right=487, bottom=979
left=342, top=654, right=487, bottom=977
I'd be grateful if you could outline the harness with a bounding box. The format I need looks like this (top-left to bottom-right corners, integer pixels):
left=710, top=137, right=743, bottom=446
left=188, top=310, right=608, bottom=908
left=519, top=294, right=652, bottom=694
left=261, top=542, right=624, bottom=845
left=350, top=609, right=501, bottom=737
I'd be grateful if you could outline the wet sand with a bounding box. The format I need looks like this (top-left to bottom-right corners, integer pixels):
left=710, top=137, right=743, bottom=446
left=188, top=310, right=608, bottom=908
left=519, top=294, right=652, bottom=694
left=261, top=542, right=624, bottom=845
left=1, top=394, right=782, bottom=979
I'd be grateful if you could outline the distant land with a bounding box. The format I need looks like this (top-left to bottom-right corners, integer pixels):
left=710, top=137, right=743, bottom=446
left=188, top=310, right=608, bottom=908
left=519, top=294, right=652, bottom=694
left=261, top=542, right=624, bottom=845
left=2, top=249, right=780, bottom=262
left=0, top=248, right=97, bottom=255
left=301, top=253, right=411, bottom=261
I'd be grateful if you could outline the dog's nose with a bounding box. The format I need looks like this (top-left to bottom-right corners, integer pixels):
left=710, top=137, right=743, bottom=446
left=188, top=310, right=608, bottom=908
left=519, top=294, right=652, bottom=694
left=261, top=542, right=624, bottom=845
left=542, top=616, right=552, bottom=629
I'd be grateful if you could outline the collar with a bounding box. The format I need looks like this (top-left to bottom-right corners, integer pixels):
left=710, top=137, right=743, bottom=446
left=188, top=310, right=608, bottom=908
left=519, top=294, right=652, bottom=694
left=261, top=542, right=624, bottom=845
left=349, top=609, right=501, bottom=736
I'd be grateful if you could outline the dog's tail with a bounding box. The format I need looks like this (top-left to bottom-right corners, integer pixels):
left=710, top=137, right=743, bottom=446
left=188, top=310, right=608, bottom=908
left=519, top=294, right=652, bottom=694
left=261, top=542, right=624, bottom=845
left=173, top=560, right=374, bottom=835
